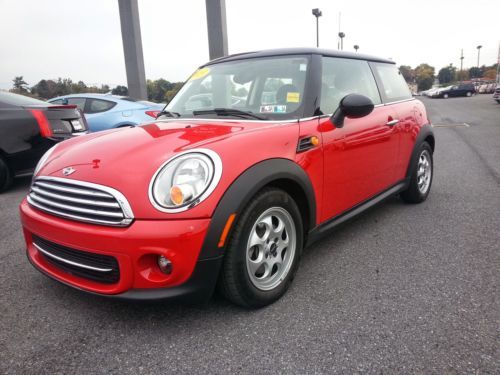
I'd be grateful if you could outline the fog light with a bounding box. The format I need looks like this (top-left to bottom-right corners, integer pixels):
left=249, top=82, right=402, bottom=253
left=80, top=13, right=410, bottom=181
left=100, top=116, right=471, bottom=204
left=157, top=255, right=173, bottom=274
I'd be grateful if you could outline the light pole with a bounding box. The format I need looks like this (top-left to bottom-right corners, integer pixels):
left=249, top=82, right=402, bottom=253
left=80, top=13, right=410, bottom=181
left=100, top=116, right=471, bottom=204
left=338, top=32, right=345, bottom=50
left=476, top=45, right=482, bottom=68
left=460, top=49, right=464, bottom=72
left=312, top=8, right=322, bottom=48
left=354, top=45, right=359, bottom=52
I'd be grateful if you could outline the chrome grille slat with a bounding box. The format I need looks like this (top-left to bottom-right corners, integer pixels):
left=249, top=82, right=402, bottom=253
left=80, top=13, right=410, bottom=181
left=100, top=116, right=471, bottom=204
left=30, top=193, right=124, bottom=218
left=31, top=186, right=121, bottom=208
left=33, top=243, right=113, bottom=272
left=27, top=196, right=126, bottom=226
left=32, top=235, right=120, bottom=284
left=28, top=176, right=134, bottom=227
left=35, top=181, right=112, bottom=198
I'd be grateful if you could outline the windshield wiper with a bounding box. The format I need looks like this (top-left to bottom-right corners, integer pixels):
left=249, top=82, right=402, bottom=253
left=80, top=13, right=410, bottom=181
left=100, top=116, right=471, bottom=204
left=192, top=108, right=268, bottom=120
left=157, top=110, right=181, bottom=118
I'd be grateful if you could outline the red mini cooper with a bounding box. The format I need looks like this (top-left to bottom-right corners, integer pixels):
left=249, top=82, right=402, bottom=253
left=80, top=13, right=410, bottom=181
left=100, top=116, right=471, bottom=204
left=20, top=48, right=434, bottom=308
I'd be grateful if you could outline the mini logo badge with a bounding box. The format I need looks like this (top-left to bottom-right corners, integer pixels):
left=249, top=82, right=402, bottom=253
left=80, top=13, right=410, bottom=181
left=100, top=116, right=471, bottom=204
left=62, top=167, right=75, bottom=176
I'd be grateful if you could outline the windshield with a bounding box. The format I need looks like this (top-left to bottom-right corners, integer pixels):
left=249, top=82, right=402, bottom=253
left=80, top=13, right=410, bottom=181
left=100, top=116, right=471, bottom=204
left=165, top=55, right=310, bottom=120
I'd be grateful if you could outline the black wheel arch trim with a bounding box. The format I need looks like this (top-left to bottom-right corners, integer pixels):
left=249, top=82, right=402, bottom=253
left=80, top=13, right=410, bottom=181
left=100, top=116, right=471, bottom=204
left=198, top=158, right=317, bottom=260
left=405, top=124, right=434, bottom=180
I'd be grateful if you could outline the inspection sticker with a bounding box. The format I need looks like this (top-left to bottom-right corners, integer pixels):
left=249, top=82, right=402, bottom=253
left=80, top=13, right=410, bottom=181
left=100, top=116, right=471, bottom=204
left=260, top=105, right=287, bottom=113
left=189, top=67, right=210, bottom=81
left=286, top=92, right=300, bottom=103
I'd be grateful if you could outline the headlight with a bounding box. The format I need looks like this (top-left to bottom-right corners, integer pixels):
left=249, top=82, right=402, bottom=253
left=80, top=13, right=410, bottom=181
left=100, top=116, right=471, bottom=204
left=149, top=149, right=222, bottom=212
left=33, top=145, right=57, bottom=176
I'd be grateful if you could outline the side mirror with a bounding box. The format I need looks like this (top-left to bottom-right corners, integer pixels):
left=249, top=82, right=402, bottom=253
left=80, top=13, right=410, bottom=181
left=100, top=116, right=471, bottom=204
left=330, top=94, right=374, bottom=128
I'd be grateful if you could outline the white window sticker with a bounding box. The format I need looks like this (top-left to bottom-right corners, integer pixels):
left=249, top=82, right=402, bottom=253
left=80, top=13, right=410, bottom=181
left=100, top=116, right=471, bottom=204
left=260, top=105, right=287, bottom=113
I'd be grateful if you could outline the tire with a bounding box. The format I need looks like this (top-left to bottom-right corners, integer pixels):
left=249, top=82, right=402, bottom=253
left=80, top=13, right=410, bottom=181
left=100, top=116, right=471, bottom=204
left=218, top=188, right=303, bottom=308
left=0, top=157, right=13, bottom=193
left=466, top=91, right=472, bottom=97
left=443, top=93, right=449, bottom=99
left=400, top=142, right=433, bottom=204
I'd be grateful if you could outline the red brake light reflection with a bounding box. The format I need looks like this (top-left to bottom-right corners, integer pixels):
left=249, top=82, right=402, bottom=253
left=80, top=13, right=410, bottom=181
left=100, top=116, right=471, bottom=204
left=145, top=110, right=161, bottom=118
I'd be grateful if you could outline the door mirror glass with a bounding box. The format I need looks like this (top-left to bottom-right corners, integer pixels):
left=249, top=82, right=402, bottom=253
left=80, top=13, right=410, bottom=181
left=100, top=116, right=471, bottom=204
left=330, top=94, right=374, bottom=128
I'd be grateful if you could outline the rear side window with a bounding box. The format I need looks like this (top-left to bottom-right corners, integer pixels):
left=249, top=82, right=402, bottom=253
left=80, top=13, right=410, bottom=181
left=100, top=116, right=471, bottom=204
left=86, top=99, right=116, bottom=114
left=320, top=57, right=381, bottom=115
left=66, top=98, right=86, bottom=111
left=372, top=63, right=411, bottom=102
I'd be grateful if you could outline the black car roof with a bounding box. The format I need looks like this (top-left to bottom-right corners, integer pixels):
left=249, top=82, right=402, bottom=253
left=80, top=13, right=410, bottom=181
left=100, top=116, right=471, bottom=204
left=204, top=48, right=395, bottom=66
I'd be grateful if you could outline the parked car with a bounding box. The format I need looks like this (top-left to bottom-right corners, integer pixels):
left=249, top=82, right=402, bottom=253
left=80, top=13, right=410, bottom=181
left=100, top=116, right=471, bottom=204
left=493, top=85, right=500, bottom=103
left=48, top=94, right=164, bottom=132
left=0, top=91, right=88, bottom=192
left=20, top=48, right=434, bottom=308
left=435, top=83, right=475, bottom=98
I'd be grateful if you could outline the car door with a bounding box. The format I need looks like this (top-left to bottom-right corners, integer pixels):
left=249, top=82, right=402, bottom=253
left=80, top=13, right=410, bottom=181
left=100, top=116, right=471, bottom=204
left=319, top=57, right=400, bottom=221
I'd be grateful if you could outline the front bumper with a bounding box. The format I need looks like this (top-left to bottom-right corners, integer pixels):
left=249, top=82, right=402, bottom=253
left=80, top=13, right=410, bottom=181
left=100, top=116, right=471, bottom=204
left=20, top=199, right=221, bottom=301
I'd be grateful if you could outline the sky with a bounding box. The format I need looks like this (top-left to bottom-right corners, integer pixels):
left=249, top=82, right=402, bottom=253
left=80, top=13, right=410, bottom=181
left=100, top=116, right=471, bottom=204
left=0, top=0, right=498, bottom=90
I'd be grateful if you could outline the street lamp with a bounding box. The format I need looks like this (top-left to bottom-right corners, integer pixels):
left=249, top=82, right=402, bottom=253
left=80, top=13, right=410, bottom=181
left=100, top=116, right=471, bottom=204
left=312, top=8, right=322, bottom=48
left=354, top=45, right=359, bottom=52
left=476, top=45, right=482, bottom=68
left=338, top=32, right=345, bottom=50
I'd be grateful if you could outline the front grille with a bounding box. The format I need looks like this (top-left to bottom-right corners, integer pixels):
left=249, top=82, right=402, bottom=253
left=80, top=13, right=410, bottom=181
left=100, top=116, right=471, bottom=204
left=28, top=176, right=134, bottom=226
left=33, top=235, right=120, bottom=284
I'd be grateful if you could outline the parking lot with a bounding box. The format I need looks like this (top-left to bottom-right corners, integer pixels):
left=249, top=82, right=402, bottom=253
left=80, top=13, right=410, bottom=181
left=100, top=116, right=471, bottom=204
left=0, top=95, right=498, bottom=374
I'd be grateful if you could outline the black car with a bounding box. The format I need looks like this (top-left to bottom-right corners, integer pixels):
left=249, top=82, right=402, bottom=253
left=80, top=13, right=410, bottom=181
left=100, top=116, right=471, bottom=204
left=437, top=83, right=476, bottom=98
left=0, top=91, right=88, bottom=192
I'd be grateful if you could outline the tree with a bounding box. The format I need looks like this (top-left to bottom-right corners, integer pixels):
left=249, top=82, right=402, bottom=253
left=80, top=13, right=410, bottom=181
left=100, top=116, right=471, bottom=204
left=31, top=79, right=57, bottom=99
left=164, top=82, right=183, bottom=103
left=12, top=76, right=29, bottom=93
left=414, top=63, right=435, bottom=91
left=112, top=85, right=128, bottom=96
left=468, top=67, right=483, bottom=79
left=438, top=65, right=456, bottom=84
left=483, top=68, right=497, bottom=80
left=399, top=65, right=414, bottom=83
left=456, top=70, right=469, bottom=82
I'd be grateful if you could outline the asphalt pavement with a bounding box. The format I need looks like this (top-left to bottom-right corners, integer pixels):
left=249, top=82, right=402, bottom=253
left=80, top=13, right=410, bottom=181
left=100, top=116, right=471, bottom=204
left=0, top=94, right=498, bottom=374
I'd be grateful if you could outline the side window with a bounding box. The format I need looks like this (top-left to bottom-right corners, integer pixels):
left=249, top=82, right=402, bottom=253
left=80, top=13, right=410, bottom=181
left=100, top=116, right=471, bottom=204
left=66, top=98, right=86, bottom=111
left=86, top=99, right=116, bottom=114
left=50, top=99, right=64, bottom=104
left=372, top=63, right=412, bottom=102
left=320, top=57, right=381, bottom=115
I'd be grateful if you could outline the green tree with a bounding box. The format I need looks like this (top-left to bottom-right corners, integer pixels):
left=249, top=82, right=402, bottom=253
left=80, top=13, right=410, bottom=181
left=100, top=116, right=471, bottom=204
left=468, top=67, right=483, bottom=79
left=164, top=82, right=183, bottom=103
left=12, top=76, right=29, bottom=93
left=438, top=65, right=456, bottom=84
left=31, top=79, right=58, bottom=99
left=414, top=63, right=435, bottom=91
left=399, top=65, right=414, bottom=83
left=111, top=85, right=128, bottom=96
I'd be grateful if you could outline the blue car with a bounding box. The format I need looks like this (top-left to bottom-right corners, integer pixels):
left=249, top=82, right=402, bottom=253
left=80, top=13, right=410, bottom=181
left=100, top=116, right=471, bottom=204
left=48, top=94, right=164, bottom=132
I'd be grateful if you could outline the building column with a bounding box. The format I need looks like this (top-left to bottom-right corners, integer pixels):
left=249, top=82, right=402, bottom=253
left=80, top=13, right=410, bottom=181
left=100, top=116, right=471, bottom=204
left=118, top=0, right=147, bottom=99
left=205, top=0, right=228, bottom=60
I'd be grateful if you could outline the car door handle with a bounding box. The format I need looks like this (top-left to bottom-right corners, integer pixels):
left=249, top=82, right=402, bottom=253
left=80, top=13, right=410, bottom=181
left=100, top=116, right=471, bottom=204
left=386, top=119, right=399, bottom=126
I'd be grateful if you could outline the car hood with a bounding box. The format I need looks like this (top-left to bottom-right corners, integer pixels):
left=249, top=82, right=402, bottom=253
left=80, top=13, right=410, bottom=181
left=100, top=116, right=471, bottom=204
left=37, top=118, right=298, bottom=219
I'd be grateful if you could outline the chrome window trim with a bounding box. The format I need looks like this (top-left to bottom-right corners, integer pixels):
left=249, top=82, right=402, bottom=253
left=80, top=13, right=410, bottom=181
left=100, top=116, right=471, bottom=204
left=148, top=148, right=223, bottom=213
left=29, top=176, right=134, bottom=226
left=382, top=98, right=415, bottom=105
left=33, top=242, right=113, bottom=273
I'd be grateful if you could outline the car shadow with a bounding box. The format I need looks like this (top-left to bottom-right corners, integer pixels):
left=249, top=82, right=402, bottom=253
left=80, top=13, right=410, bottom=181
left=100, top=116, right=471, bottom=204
left=37, top=194, right=406, bottom=325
